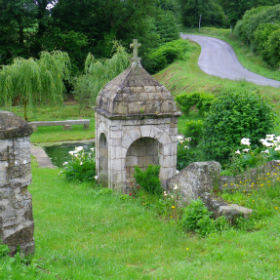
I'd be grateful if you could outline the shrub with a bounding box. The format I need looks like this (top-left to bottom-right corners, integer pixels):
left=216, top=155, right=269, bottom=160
left=143, top=39, right=189, bottom=74
left=134, top=165, right=163, bottom=195
left=264, top=29, right=280, bottom=68
left=175, top=92, right=215, bottom=116
left=183, top=120, right=204, bottom=147
left=181, top=199, right=215, bottom=237
left=177, top=136, right=205, bottom=170
left=63, top=146, right=96, bottom=182
left=203, top=88, right=274, bottom=164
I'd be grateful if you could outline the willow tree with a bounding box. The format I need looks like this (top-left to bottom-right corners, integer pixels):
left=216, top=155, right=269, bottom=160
left=74, top=43, right=130, bottom=112
left=0, top=51, right=70, bottom=120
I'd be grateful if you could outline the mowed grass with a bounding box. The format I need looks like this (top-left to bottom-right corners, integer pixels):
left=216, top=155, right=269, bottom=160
left=2, top=166, right=278, bottom=279
left=1, top=104, right=95, bottom=143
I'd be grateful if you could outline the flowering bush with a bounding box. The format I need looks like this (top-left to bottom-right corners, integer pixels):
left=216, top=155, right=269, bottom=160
left=203, top=89, right=274, bottom=164
left=63, top=146, right=96, bottom=182
left=229, top=135, right=280, bottom=174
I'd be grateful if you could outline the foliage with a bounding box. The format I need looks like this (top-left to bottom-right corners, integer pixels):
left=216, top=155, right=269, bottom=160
left=183, top=120, right=204, bottom=146
left=177, top=135, right=205, bottom=170
left=175, top=92, right=215, bottom=116
left=134, top=165, right=163, bottom=195
left=181, top=199, right=216, bottom=237
left=62, top=146, right=96, bottom=183
left=143, top=39, right=190, bottom=74
left=0, top=51, right=70, bottom=120
left=229, top=134, right=280, bottom=174
left=203, top=88, right=274, bottom=164
left=235, top=4, right=280, bottom=67
left=73, top=44, right=130, bottom=110
left=180, top=0, right=227, bottom=28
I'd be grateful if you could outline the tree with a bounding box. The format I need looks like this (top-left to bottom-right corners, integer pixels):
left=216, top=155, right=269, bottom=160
left=180, top=0, right=226, bottom=28
left=0, top=51, right=70, bottom=120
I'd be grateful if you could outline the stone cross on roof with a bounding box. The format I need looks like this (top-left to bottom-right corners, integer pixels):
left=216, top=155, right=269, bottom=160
left=130, top=39, right=141, bottom=64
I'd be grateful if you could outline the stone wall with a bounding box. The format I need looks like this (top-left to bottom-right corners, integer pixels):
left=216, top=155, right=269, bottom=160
left=0, top=111, right=34, bottom=256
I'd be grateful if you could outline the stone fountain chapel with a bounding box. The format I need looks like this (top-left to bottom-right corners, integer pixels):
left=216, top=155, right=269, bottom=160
left=95, top=40, right=181, bottom=191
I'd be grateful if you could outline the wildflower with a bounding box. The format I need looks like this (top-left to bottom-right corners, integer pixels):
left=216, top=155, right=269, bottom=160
left=260, top=139, right=273, bottom=147
left=266, top=134, right=275, bottom=141
left=63, top=162, right=68, bottom=166
left=129, top=193, right=132, bottom=196
left=75, top=146, right=84, bottom=152
left=94, top=175, right=98, bottom=180
left=177, top=135, right=184, bottom=143
left=241, top=138, right=250, bottom=146
left=184, top=145, right=189, bottom=150
left=275, top=206, right=279, bottom=210
left=186, top=137, right=192, bottom=142
left=69, top=151, right=74, bottom=155
left=261, top=149, right=270, bottom=154
left=90, top=147, right=95, bottom=152
left=164, top=191, right=168, bottom=197
left=275, top=146, right=280, bottom=151
left=243, top=148, right=250, bottom=153
left=235, top=150, right=241, bottom=155
left=174, top=184, right=178, bottom=190
left=186, top=248, right=189, bottom=251
left=171, top=205, right=176, bottom=209
left=80, top=161, right=83, bottom=165
left=176, top=170, right=180, bottom=174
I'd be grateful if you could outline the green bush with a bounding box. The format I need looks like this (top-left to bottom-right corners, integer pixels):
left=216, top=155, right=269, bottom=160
left=203, top=88, right=274, bottom=164
left=175, top=92, right=215, bottom=116
left=181, top=200, right=215, bottom=237
left=235, top=4, right=280, bottom=67
left=134, top=165, right=163, bottom=195
left=143, top=39, right=189, bottom=74
left=183, top=120, right=204, bottom=147
left=63, top=146, right=96, bottom=182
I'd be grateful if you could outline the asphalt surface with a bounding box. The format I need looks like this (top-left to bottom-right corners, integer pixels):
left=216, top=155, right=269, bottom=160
left=181, top=34, right=280, bottom=88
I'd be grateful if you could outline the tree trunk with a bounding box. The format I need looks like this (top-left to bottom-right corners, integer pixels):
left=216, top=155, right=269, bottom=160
left=23, top=100, right=28, bottom=121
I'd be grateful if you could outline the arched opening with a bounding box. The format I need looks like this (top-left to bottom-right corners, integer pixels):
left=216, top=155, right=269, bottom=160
left=125, top=137, right=162, bottom=188
left=99, top=133, right=108, bottom=186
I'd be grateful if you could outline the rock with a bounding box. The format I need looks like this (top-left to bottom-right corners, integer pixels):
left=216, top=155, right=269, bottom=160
left=202, top=192, right=252, bottom=222
left=167, top=162, right=221, bottom=204
left=217, top=204, right=252, bottom=221
left=0, top=111, right=34, bottom=256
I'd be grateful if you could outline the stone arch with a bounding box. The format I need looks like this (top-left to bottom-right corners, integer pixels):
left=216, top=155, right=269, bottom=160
left=125, top=137, right=162, bottom=188
left=99, top=133, right=108, bottom=186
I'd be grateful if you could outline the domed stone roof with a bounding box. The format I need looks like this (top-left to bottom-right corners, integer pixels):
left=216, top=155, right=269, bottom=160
left=95, top=62, right=180, bottom=119
left=0, top=111, right=33, bottom=139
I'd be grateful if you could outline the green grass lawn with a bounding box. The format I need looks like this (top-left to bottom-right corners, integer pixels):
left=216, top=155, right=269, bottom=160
left=1, top=166, right=280, bottom=279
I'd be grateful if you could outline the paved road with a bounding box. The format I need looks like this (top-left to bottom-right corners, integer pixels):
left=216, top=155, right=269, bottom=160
left=181, top=34, right=280, bottom=88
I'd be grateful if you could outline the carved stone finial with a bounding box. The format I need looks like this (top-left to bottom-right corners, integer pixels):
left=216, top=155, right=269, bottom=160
left=130, top=39, right=141, bottom=64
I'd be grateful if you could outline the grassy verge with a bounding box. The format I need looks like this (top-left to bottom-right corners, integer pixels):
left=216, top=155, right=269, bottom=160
left=1, top=104, right=95, bottom=144
left=1, top=166, right=280, bottom=279
left=181, top=27, right=280, bottom=81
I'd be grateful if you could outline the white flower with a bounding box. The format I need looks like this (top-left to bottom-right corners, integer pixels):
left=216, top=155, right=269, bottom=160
left=266, top=134, right=275, bottom=141
left=241, top=138, right=250, bottom=146
left=80, top=161, right=83, bottom=165
left=177, top=135, right=185, bottom=143
left=174, top=184, right=178, bottom=190
left=163, top=191, right=168, bottom=197
left=90, top=147, right=95, bottom=152
left=276, top=136, right=280, bottom=142
left=23, top=160, right=28, bottom=164
left=176, top=170, right=180, bottom=174
left=94, top=175, right=98, bottom=180
left=243, top=149, right=250, bottom=153
left=69, top=151, right=74, bottom=155
left=75, top=146, right=83, bottom=152
left=63, top=162, right=68, bottom=166
left=14, top=161, right=18, bottom=166
left=184, top=145, right=189, bottom=150
left=235, top=150, right=241, bottom=155
left=260, top=139, right=273, bottom=147
left=262, top=149, right=270, bottom=154
left=186, top=137, right=192, bottom=142
left=275, top=146, right=280, bottom=151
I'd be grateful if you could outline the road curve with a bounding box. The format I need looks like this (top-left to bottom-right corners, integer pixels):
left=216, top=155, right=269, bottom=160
left=181, top=34, right=280, bottom=88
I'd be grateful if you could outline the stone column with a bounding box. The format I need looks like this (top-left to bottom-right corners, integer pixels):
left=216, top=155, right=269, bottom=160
left=0, top=111, right=34, bottom=256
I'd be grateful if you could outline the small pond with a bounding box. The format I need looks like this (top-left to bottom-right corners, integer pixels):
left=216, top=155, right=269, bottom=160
left=44, top=142, right=94, bottom=167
